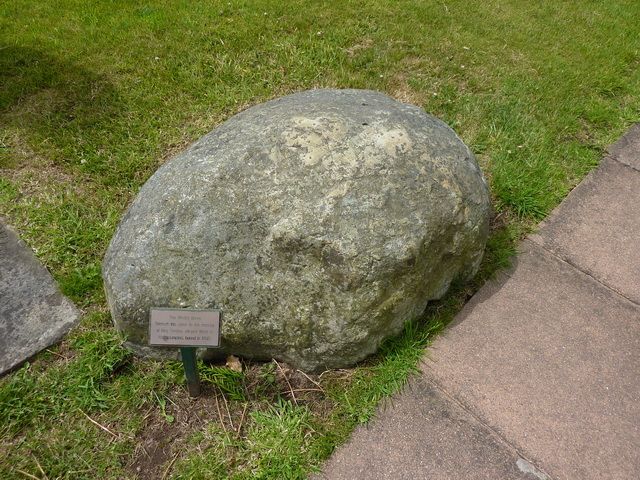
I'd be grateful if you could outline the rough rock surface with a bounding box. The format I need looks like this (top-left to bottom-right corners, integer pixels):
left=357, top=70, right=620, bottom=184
left=1, top=220, right=80, bottom=375
left=103, top=89, right=490, bottom=371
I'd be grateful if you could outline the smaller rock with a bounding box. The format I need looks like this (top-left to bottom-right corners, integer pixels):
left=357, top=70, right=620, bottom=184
left=0, top=220, right=80, bottom=374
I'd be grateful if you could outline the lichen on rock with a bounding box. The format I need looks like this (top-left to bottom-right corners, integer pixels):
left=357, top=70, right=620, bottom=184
left=102, top=89, right=491, bottom=372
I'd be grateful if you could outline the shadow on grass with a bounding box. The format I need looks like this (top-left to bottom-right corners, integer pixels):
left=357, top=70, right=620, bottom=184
left=0, top=45, right=123, bottom=169
left=0, top=46, right=128, bottom=300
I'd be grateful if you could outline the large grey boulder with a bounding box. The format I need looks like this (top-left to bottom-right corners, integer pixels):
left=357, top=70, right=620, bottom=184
left=103, top=89, right=490, bottom=371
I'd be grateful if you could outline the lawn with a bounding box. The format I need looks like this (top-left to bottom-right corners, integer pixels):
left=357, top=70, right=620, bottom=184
left=1, top=0, right=639, bottom=478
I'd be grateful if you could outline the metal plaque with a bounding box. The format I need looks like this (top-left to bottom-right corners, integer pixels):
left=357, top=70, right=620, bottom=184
left=149, top=308, right=221, bottom=347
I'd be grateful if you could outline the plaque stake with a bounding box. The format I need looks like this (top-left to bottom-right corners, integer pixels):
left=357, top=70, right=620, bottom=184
left=149, top=308, right=222, bottom=398
left=180, top=347, right=201, bottom=397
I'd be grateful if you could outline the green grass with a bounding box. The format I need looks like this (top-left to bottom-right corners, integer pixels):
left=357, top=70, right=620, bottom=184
left=1, top=0, right=639, bottom=478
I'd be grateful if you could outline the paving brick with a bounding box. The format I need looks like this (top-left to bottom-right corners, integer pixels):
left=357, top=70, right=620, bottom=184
left=607, top=123, right=640, bottom=170
left=315, top=376, right=546, bottom=480
left=531, top=157, right=640, bottom=304
left=423, top=241, right=640, bottom=480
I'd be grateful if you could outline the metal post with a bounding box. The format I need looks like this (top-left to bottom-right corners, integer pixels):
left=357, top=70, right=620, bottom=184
left=180, top=347, right=201, bottom=397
